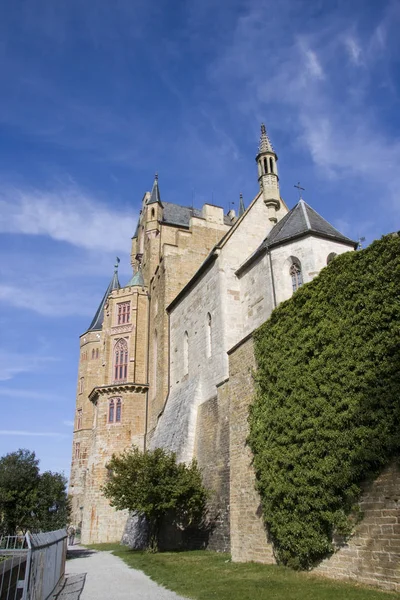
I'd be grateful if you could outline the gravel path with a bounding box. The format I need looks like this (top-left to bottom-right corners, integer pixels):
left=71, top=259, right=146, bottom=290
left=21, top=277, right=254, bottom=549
left=55, top=546, right=188, bottom=600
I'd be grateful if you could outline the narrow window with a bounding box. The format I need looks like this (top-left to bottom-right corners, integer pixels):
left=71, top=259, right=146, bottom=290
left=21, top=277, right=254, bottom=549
left=96, top=348, right=99, bottom=359
left=108, top=399, right=115, bottom=423
left=290, top=262, right=303, bottom=292
left=116, top=399, right=122, bottom=422
left=206, top=313, right=212, bottom=358
left=114, top=339, right=128, bottom=382
left=327, top=252, right=337, bottom=264
left=75, top=442, right=80, bottom=460
left=77, top=409, right=82, bottom=430
left=153, top=330, right=158, bottom=396
left=79, top=377, right=84, bottom=394
left=117, top=302, right=131, bottom=325
left=183, top=331, right=189, bottom=375
left=263, top=157, right=268, bottom=174
left=91, top=349, right=95, bottom=359
left=269, top=157, right=274, bottom=174
left=151, top=208, right=155, bottom=218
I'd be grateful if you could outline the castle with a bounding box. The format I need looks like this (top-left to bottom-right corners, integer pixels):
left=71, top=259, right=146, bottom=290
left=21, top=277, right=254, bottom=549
left=69, top=125, right=360, bottom=551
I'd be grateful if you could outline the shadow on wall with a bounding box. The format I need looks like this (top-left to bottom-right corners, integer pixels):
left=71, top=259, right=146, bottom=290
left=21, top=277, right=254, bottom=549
left=121, top=511, right=217, bottom=551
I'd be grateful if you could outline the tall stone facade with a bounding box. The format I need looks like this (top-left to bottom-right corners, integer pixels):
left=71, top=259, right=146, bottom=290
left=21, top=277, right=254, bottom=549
left=69, top=125, right=399, bottom=591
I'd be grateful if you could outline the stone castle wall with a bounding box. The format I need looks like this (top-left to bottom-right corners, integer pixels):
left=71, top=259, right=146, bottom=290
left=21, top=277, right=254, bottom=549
left=194, top=385, right=231, bottom=551
left=227, top=334, right=400, bottom=591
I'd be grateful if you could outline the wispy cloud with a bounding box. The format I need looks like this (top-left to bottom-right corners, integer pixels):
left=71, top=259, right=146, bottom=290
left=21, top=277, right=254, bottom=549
left=0, top=388, right=60, bottom=401
left=0, top=351, right=56, bottom=381
left=0, top=430, right=68, bottom=438
left=63, top=420, right=74, bottom=427
left=0, top=184, right=136, bottom=252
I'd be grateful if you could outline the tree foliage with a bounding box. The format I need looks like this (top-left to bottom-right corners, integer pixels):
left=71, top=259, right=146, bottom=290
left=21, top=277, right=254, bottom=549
left=248, top=235, right=400, bottom=569
left=0, top=449, right=69, bottom=535
left=102, top=446, right=209, bottom=550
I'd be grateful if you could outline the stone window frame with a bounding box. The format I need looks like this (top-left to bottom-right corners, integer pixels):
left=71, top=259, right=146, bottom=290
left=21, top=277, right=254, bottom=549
left=76, top=409, right=82, bottom=430
left=117, top=301, right=131, bottom=325
left=74, top=442, right=80, bottom=460
left=289, top=259, right=303, bottom=293
left=206, top=312, right=212, bottom=358
left=327, top=252, right=337, bottom=265
left=78, top=377, right=84, bottom=394
left=108, top=397, right=122, bottom=424
left=114, top=338, right=128, bottom=382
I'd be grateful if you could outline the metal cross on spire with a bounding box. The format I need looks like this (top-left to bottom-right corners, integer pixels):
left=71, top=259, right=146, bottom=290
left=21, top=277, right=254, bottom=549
left=294, top=182, right=305, bottom=200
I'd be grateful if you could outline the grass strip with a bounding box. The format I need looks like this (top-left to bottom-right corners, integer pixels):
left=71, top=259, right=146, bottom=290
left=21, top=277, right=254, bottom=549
left=87, top=545, right=399, bottom=600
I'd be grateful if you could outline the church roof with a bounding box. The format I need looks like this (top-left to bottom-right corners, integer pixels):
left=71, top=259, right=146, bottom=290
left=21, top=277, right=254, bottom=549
left=86, top=261, right=121, bottom=332
left=147, top=174, right=162, bottom=205
left=161, top=202, right=232, bottom=228
left=126, top=270, right=144, bottom=287
left=236, top=199, right=357, bottom=276
left=262, top=199, right=356, bottom=249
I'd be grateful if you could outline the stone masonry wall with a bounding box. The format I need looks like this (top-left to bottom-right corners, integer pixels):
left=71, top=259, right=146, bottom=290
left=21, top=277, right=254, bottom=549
left=228, top=334, right=400, bottom=591
left=315, top=463, right=400, bottom=592
left=194, top=385, right=231, bottom=551
left=227, top=335, right=274, bottom=563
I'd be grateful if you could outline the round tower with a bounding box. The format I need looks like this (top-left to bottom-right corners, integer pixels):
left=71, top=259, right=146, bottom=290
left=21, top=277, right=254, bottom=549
left=256, top=123, right=281, bottom=224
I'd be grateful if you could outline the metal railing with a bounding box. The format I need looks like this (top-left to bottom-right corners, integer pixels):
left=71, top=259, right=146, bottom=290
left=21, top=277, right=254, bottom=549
left=0, top=530, right=67, bottom=600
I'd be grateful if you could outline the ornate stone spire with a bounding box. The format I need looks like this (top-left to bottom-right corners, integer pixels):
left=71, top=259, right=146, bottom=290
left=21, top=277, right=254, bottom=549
left=255, top=123, right=280, bottom=225
left=238, top=193, right=246, bottom=217
left=258, top=123, right=274, bottom=154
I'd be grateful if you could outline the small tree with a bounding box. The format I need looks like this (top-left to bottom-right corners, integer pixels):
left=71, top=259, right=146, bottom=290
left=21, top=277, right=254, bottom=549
left=102, top=446, right=209, bottom=551
left=0, top=449, right=69, bottom=535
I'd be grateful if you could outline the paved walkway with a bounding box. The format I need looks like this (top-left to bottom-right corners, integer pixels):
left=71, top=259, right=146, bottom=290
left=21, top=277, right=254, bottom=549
left=54, top=546, right=187, bottom=600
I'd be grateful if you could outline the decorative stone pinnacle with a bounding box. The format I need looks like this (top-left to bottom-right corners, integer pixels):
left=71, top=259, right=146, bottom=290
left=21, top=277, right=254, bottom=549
left=258, top=123, right=274, bottom=154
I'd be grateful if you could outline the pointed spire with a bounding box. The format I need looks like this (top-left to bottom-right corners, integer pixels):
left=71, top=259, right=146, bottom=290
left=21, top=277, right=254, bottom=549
left=148, top=173, right=162, bottom=205
left=86, top=258, right=121, bottom=332
left=126, top=265, right=144, bottom=287
left=238, top=193, right=246, bottom=217
left=258, top=123, right=274, bottom=154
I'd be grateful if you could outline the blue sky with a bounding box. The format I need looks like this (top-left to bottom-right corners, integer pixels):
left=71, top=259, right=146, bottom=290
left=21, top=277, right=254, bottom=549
left=0, top=0, right=399, bottom=477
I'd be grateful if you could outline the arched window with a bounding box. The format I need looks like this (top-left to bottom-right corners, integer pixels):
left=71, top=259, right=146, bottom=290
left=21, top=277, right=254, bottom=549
left=108, top=399, right=115, bottom=423
left=116, top=399, right=122, bottom=422
left=327, top=252, right=337, bottom=264
left=269, top=157, right=274, bottom=174
left=114, top=339, right=128, bottom=382
left=91, top=348, right=95, bottom=359
left=77, top=409, right=82, bottom=430
left=153, top=330, right=158, bottom=396
left=95, top=348, right=99, bottom=359
left=151, top=208, right=155, bottom=219
left=290, top=262, right=303, bottom=292
left=183, top=331, right=189, bottom=375
left=263, top=157, right=268, bottom=174
left=206, top=313, right=212, bottom=358
left=79, top=377, right=84, bottom=394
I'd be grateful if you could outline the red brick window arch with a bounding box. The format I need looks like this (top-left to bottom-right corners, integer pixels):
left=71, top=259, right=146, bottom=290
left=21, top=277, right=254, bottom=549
left=114, top=339, right=128, bottom=382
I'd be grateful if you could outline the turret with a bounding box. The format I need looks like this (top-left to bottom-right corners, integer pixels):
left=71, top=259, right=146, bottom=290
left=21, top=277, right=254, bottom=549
left=256, top=124, right=280, bottom=224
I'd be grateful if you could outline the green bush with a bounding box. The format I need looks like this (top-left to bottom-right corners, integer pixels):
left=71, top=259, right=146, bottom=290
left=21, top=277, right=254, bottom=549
left=248, top=235, right=400, bottom=569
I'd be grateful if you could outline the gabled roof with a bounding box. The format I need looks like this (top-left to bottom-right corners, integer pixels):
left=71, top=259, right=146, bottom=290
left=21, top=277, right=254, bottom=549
left=86, top=262, right=120, bottom=333
left=262, top=199, right=356, bottom=248
left=147, top=174, right=162, bottom=205
left=236, top=199, right=357, bottom=276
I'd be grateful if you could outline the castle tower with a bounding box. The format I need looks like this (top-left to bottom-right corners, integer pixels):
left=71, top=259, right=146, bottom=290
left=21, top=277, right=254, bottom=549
left=68, top=260, right=121, bottom=530
left=256, top=124, right=281, bottom=224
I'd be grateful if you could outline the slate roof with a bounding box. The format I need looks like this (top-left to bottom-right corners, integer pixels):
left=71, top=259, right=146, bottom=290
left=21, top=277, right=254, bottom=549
left=261, top=199, right=356, bottom=249
left=147, top=174, right=162, bottom=205
left=161, top=201, right=232, bottom=227
left=86, top=265, right=120, bottom=332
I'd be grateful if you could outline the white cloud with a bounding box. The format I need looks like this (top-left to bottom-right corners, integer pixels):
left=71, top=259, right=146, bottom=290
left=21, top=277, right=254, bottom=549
left=344, top=36, right=362, bottom=66
left=63, top=420, right=74, bottom=427
left=0, top=430, right=68, bottom=438
left=302, top=45, right=325, bottom=80
left=0, top=283, right=92, bottom=317
left=0, top=184, right=136, bottom=252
